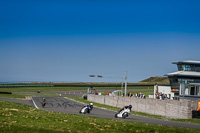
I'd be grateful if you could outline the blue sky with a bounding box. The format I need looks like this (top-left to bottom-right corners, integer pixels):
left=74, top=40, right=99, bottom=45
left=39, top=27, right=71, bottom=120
left=0, top=1, right=200, bottom=83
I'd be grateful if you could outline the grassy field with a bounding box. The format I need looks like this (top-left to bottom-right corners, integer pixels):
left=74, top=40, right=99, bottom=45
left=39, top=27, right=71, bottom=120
left=0, top=86, right=153, bottom=92
left=0, top=100, right=199, bottom=133
left=0, top=85, right=200, bottom=132
left=0, top=86, right=87, bottom=92
left=139, top=77, right=170, bottom=84
left=0, top=94, right=25, bottom=99
left=0, top=86, right=154, bottom=99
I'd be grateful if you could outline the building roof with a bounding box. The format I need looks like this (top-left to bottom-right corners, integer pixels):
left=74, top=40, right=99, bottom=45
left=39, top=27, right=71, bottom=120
left=165, top=71, right=200, bottom=77
left=172, top=60, right=200, bottom=65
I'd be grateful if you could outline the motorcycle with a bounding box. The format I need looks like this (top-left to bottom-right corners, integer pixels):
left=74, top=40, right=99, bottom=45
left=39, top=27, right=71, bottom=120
left=79, top=105, right=91, bottom=114
left=115, top=105, right=132, bottom=118
left=42, top=101, right=46, bottom=108
left=42, top=98, right=46, bottom=108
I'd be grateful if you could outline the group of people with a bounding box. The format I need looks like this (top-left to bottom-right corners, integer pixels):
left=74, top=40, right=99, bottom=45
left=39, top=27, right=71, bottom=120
left=134, top=92, right=146, bottom=98
left=155, top=92, right=169, bottom=100
left=125, top=92, right=146, bottom=99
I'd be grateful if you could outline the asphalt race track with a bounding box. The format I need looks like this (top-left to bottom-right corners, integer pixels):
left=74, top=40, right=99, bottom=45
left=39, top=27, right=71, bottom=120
left=1, top=97, right=200, bottom=129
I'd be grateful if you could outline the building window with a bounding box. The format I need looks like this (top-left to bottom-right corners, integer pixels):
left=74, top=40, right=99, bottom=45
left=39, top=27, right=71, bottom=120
left=196, top=86, right=200, bottom=96
left=178, top=64, right=200, bottom=71
left=177, top=65, right=183, bottom=71
left=190, top=86, right=195, bottom=95
left=182, top=65, right=191, bottom=71
left=195, top=65, right=200, bottom=72
left=170, top=77, right=179, bottom=89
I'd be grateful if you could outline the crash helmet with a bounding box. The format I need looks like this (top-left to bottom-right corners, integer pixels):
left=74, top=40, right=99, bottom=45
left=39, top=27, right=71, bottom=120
left=90, top=103, right=93, bottom=106
left=129, top=105, right=132, bottom=108
left=43, top=98, right=45, bottom=100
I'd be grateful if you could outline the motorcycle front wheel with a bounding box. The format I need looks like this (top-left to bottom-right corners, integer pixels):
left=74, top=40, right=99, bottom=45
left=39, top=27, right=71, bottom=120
left=115, top=113, right=118, bottom=118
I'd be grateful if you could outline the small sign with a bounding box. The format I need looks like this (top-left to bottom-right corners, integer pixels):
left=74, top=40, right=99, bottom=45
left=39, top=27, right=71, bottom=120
left=172, top=89, right=177, bottom=92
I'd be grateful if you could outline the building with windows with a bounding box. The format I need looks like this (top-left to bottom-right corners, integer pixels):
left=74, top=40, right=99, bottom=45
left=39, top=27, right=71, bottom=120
left=165, top=60, right=200, bottom=100
left=154, top=60, right=200, bottom=100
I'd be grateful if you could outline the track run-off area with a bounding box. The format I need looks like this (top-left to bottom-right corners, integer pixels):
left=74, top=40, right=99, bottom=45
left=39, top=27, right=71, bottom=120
left=1, top=96, right=200, bottom=129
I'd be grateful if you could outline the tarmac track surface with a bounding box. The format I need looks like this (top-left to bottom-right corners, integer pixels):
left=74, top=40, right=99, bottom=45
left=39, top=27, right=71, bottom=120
left=1, top=97, right=200, bottom=129
left=32, top=97, right=200, bottom=129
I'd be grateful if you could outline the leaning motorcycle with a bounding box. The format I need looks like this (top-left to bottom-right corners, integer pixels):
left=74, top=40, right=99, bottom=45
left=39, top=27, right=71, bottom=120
left=115, top=105, right=132, bottom=118
left=79, top=105, right=90, bottom=114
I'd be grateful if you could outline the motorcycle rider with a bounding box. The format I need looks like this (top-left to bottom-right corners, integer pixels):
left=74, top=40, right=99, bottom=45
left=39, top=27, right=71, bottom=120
left=83, top=103, right=93, bottom=110
left=81, top=103, right=93, bottom=113
left=89, top=103, right=93, bottom=110
left=115, top=105, right=132, bottom=118
left=42, top=98, right=46, bottom=108
left=119, top=105, right=132, bottom=113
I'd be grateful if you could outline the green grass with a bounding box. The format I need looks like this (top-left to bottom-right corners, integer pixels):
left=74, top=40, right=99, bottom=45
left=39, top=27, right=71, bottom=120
left=0, top=86, right=153, bottom=92
left=128, top=89, right=153, bottom=97
left=0, top=101, right=199, bottom=133
left=171, top=118, right=200, bottom=125
left=0, top=86, right=153, bottom=99
left=0, top=94, right=25, bottom=99
left=0, top=93, right=60, bottom=99
left=0, top=87, right=87, bottom=92
left=96, top=86, right=154, bottom=97
left=0, top=87, right=88, bottom=99
left=139, top=77, right=170, bottom=84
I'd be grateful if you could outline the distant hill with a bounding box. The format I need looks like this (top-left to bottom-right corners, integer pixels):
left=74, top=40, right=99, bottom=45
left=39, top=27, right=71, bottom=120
left=138, top=77, right=170, bottom=85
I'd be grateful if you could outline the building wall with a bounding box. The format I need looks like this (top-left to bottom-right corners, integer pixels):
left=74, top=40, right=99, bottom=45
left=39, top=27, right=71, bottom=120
left=88, top=94, right=197, bottom=119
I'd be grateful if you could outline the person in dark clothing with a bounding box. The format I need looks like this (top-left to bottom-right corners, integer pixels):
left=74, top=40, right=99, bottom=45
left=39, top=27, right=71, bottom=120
left=42, top=98, right=46, bottom=108
left=119, top=105, right=132, bottom=113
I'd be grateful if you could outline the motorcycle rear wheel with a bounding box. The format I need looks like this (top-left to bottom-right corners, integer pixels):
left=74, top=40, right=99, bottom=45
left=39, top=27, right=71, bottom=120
left=122, top=112, right=128, bottom=119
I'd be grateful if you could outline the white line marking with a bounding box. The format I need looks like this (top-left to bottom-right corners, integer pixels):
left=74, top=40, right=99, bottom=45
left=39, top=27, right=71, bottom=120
left=31, top=97, right=39, bottom=109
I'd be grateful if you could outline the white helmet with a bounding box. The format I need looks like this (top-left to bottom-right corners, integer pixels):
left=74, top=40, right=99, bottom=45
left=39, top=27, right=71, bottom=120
left=90, top=103, right=93, bottom=105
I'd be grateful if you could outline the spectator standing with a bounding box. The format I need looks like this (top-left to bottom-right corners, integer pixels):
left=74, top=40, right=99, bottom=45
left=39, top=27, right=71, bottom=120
left=135, top=93, right=138, bottom=98
left=143, top=94, right=146, bottom=99
left=197, top=99, right=200, bottom=111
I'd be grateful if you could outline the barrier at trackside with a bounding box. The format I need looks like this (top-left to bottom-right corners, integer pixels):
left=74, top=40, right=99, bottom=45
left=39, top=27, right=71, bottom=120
left=87, top=94, right=199, bottom=119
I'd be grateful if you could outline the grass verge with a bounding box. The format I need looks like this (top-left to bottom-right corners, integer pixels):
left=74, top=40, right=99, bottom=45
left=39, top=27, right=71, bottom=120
left=0, top=86, right=153, bottom=92
left=0, top=94, right=25, bottom=99
left=0, top=100, right=199, bottom=133
left=0, top=86, right=153, bottom=99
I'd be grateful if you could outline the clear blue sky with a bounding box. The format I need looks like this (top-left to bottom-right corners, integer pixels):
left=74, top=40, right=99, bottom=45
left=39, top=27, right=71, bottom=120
left=0, top=0, right=200, bottom=83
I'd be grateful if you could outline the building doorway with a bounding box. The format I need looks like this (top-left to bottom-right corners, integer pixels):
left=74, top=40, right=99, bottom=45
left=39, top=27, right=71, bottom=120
left=190, top=86, right=195, bottom=95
